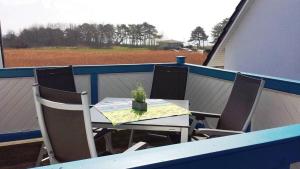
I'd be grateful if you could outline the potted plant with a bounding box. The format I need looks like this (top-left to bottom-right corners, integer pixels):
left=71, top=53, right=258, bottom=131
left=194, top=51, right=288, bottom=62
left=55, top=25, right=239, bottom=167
left=131, top=84, right=147, bottom=111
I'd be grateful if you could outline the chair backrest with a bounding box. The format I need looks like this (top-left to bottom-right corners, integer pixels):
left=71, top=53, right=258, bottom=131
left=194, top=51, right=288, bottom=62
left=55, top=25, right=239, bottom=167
left=150, top=65, right=188, bottom=100
left=217, top=73, right=265, bottom=132
left=32, top=85, right=96, bottom=163
left=34, top=66, right=76, bottom=92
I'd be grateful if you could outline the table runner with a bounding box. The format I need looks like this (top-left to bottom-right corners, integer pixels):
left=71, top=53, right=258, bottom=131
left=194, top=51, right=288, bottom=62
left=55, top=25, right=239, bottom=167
left=94, top=99, right=190, bottom=126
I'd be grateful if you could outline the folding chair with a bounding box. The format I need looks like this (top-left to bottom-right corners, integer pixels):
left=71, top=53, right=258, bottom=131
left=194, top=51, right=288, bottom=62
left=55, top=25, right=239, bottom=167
left=33, top=85, right=147, bottom=164
left=34, top=66, right=110, bottom=137
left=150, top=65, right=188, bottom=100
left=129, top=65, right=189, bottom=146
left=189, top=73, right=265, bottom=141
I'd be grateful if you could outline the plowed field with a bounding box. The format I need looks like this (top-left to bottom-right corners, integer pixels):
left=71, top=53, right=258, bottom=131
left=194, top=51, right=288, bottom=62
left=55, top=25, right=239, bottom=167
left=3, top=47, right=206, bottom=67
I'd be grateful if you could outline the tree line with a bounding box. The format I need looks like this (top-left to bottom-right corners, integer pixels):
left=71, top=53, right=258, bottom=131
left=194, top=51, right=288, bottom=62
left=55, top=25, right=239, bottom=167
left=3, top=18, right=229, bottom=49
left=3, top=22, right=160, bottom=48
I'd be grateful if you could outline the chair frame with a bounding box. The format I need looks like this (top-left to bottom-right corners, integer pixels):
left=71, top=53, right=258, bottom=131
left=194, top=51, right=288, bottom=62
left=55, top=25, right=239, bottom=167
left=32, top=84, right=96, bottom=164
left=191, top=73, right=265, bottom=138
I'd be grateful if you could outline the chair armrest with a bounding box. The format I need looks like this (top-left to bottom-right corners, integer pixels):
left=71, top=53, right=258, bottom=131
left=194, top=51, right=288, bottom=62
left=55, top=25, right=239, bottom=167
left=194, top=128, right=244, bottom=137
left=191, top=111, right=221, bottom=120
left=124, top=142, right=148, bottom=153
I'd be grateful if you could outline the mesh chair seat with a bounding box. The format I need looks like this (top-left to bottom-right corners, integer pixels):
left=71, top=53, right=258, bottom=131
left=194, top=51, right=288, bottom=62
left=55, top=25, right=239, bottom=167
left=216, top=73, right=264, bottom=131
left=150, top=65, right=188, bottom=100
left=34, top=66, right=76, bottom=92
left=36, top=85, right=94, bottom=162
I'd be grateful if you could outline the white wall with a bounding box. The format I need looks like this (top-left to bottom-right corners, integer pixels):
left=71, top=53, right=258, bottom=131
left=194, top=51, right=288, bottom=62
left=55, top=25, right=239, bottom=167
left=225, top=0, right=300, bottom=81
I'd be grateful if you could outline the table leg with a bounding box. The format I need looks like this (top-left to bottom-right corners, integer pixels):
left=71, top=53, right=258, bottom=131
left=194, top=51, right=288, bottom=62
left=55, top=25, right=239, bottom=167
left=180, top=128, right=189, bottom=143
left=104, top=133, right=114, bottom=153
left=128, top=129, right=134, bottom=147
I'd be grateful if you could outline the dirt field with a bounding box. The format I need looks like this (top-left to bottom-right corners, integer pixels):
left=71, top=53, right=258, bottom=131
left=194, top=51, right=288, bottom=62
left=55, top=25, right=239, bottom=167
left=3, top=47, right=206, bottom=67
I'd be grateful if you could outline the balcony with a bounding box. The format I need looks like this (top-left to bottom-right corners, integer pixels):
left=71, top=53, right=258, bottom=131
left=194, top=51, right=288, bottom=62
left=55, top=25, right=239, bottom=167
left=0, top=56, right=300, bottom=169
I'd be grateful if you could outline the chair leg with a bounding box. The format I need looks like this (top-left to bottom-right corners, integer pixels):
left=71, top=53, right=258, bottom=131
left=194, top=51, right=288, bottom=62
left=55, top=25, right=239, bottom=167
left=35, top=143, right=47, bottom=166
left=189, top=116, right=198, bottom=136
left=128, top=130, right=135, bottom=148
left=104, top=133, right=114, bottom=153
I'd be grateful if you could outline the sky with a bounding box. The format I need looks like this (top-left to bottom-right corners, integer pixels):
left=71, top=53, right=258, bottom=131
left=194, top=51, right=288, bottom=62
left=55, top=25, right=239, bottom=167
left=0, top=0, right=240, bottom=42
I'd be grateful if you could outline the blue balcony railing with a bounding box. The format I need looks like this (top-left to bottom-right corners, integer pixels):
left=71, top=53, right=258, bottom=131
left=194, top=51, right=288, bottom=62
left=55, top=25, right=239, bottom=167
left=0, top=56, right=299, bottom=168
left=33, top=124, right=300, bottom=169
left=0, top=57, right=300, bottom=141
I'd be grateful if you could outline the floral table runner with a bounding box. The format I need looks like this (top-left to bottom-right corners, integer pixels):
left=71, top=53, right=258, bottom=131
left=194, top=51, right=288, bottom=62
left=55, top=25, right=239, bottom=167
left=94, top=98, right=190, bottom=126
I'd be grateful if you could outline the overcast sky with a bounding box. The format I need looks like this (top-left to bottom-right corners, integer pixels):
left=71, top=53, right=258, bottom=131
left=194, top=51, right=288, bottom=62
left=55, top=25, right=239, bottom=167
left=0, top=0, right=240, bottom=42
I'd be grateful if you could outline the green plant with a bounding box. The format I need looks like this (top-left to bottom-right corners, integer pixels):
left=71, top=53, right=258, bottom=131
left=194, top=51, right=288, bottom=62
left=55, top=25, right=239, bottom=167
left=131, top=84, right=146, bottom=103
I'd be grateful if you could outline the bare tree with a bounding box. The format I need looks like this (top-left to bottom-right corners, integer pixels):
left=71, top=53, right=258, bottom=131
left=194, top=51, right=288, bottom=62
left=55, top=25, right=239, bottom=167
left=114, top=24, right=129, bottom=45
left=189, top=26, right=208, bottom=49
left=64, top=24, right=81, bottom=46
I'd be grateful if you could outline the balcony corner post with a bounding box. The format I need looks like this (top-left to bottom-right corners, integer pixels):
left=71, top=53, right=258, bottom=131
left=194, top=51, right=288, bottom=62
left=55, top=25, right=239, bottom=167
left=176, top=56, right=186, bottom=65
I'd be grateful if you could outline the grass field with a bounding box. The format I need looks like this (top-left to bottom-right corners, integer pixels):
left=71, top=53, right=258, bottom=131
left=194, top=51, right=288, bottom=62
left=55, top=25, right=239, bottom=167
left=3, top=47, right=207, bottom=67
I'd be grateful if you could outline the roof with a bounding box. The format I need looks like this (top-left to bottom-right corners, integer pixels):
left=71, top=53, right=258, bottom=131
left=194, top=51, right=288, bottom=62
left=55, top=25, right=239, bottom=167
left=203, top=0, right=248, bottom=66
left=157, top=40, right=183, bottom=44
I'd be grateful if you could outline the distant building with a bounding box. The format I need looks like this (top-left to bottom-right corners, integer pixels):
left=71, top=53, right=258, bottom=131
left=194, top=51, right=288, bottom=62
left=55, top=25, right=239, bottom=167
left=157, top=40, right=183, bottom=50
left=204, top=0, right=300, bottom=81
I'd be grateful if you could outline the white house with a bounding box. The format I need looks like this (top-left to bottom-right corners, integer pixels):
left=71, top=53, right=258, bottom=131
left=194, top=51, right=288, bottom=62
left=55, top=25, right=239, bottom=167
left=157, top=40, right=183, bottom=50
left=205, top=0, right=300, bottom=81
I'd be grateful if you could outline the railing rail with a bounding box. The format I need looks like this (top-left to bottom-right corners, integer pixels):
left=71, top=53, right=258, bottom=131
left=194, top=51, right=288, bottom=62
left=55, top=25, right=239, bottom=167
left=187, top=63, right=300, bottom=95
left=0, top=62, right=177, bottom=78
left=33, top=124, right=300, bottom=169
left=1, top=59, right=299, bottom=95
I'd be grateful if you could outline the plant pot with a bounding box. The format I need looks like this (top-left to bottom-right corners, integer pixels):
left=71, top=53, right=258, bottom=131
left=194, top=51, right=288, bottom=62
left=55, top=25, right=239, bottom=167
left=132, top=100, right=147, bottom=111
